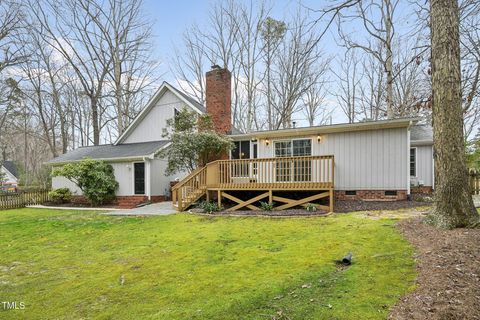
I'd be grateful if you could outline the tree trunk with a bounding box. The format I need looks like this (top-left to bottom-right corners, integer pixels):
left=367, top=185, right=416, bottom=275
left=91, top=96, right=100, bottom=145
left=385, top=0, right=394, bottom=119
left=429, top=0, right=479, bottom=228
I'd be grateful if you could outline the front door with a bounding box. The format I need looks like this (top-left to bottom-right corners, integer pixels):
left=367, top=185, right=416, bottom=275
left=134, top=162, right=145, bottom=195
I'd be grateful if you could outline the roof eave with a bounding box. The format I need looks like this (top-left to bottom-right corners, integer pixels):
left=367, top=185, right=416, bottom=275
left=229, top=118, right=420, bottom=140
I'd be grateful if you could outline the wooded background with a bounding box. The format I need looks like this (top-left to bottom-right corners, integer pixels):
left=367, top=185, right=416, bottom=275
left=0, top=0, right=479, bottom=186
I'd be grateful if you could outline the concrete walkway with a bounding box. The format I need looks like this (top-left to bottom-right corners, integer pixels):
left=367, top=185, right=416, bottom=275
left=102, top=201, right=177, bottom=216
left=28, top=205, right=120, bottom=211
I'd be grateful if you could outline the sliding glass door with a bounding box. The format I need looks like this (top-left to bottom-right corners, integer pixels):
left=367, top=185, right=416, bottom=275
left=274, top=139, right=312, bottom=182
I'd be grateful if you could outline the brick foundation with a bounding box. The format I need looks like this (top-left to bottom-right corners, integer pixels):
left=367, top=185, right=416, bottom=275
left=71, top=195, right=166, bottom=209
left=335, top=190, right=408, bottom=201
left=410, top=186, right=433, bottom=194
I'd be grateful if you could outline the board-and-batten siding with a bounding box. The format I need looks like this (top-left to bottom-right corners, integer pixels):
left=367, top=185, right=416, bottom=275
left=52, top=162, right=134, bottom=196
left=257, top=127, right=408, bottom=190
left=123, top=91, right=190, bottom=144
left=413, top=145, right=433, bottom=186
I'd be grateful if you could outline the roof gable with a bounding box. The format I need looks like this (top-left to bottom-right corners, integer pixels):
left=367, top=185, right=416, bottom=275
left=1, top=161, right=18, bottom=178
left=115, top=82, right=205, bottom=145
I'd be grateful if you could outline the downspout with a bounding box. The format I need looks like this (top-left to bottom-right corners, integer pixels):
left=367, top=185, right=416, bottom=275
left=407, top=121, right=412, bottom=198
left=143, top=155, right=154, bottom=201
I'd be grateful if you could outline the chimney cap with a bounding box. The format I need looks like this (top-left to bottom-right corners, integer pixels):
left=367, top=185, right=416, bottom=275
left=211, top=64, right=221, bottom=70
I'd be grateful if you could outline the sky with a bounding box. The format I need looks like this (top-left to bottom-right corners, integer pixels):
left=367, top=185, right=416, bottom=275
left=140, top=0, right=421, bottom=126
left=143, top=0, right=327, bottom=81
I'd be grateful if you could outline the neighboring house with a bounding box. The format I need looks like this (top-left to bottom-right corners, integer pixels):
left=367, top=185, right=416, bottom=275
left=50, top=66, right=434, bottom=210
left=1, top=161, right=19, bottom=190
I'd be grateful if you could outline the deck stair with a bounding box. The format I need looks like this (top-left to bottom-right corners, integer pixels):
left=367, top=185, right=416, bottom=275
left=171, top=155, right=335, bottom=212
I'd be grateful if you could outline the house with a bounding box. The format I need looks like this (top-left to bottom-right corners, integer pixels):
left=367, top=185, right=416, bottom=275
left=1, top=160, right=19, bottom=191
left=49, top=66, right=434, bottom=210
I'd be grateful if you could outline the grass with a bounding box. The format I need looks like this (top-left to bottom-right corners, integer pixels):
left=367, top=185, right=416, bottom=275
left=0, top=208, right=416, bottom=319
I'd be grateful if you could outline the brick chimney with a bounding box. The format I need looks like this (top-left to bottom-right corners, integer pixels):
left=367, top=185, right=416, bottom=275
left=206, top=66, right=231, bottom=134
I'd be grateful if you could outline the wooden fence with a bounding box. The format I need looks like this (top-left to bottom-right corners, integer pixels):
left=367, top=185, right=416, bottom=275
left=471, top=171, right=480, bottom=195
left=0, top=190, right=50, bottom=210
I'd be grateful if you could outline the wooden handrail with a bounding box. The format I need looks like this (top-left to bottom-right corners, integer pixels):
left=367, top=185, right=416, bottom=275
left=172, top=166, right=205, bottom=191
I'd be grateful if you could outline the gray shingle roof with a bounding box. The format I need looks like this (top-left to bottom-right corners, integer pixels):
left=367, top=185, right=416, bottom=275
left=47, top=140, right=169, bottom=164
left=411, top=125, right=433, bottom=143
left=1, top=161, right=18, bottom=178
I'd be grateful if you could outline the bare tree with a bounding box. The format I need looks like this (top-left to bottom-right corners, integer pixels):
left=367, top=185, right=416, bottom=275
left=429, top=0, right=478, bottom=228
left=270, top=12, right=327, bottom=129
left=332, top=50, right=360, bottom=123
left=260, top=17, right=286, bottom=130
left=338, top=0, right=398, bottom=118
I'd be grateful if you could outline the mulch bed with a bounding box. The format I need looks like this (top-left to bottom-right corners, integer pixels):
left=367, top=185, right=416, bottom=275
left=334, top=200, right=431, bottom=213
left=389, top=219, right=480, bottom=320
left=191, top=208, right=331, bottom=217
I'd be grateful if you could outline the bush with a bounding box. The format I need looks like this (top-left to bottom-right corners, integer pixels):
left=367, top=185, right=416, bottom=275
left=52, top=159, right=118, bottom=206
left=48, top=188, right=72, bottom=204
left=304, top=203, right=317, bottom=212
left=260, top=201, right=274, bottom=211
left=199, top=201, right=220, bottom=214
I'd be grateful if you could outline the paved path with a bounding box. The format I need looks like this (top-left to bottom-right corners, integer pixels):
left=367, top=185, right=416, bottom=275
left=102, top=201, right=177, bottom=216
left=28, top=205, right=120, bottom=211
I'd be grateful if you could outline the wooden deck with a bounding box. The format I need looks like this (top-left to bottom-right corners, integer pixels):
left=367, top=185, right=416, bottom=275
left=172, top=155, right=334, bottom=212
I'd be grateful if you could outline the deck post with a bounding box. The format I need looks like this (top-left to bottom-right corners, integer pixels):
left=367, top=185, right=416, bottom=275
left=268, top=189, right=273, bottom=205
left=329, top=188, right=334, bottom=212
left=178, top=190, right=183, bottom=212
left=206, top=190, right=210, bottom=202
left=217, top=190, right=222, bottom=208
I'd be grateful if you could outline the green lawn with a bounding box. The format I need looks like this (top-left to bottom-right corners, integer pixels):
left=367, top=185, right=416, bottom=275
left=0, top=209, right=416, bottom=319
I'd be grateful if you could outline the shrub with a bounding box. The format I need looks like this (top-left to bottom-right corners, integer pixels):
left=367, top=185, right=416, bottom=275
left=48, top=188, right=72, bottom=204
left=199, top=201, right=220, bottom=214
left=304, top=203, right=317, bottom=212
left=260, top=201, right=274, bottom=211
left=52, top=159, right=118, bottom=206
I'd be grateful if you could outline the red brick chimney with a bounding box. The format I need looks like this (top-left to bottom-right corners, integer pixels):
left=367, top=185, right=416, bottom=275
left=206, top=66, right=231, bottom=134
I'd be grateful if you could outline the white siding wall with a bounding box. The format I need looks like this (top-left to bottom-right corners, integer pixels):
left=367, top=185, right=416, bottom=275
left=1, top=167, right=18, bottom=185
left=255, top=127, right=408, bottom=190
left=123, top=91, right=192, bottom=144
left=412, top=145, right=433, bottom=187
left=52, top=161, right=136, bottom=196
left=149, top=159, right=188, bottom=197
left=52, top=159, right=189, bottom=197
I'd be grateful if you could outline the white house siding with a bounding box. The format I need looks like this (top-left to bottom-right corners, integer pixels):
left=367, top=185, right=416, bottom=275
left=255, top=127, right=408, bottom=190
left=123, top=91, right=190, bottom=144
left=52, top=159, right=185, bottom=198
left=412, top=145, right=433, bottom=187
left=52, top=161, right=135, bottom=196
left=149, top=159, right=187, bottom=197
left=1, top=167, right=18, bottom=185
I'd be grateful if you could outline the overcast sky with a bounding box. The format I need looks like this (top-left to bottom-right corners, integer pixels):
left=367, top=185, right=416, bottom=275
left=141, top=0, right=420, bottom=125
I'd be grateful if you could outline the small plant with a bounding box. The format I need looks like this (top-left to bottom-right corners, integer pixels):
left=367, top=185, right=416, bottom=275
left=48, top=188, right=72, bottom=204
left=304, top=203, right=317, bottom=212
left=260, top=201, right=274, bottom=211
left=200, top=201, right=220, bottom=214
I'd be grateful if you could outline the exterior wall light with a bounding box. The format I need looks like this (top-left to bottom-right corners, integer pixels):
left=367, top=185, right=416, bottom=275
left=265, top=139, right=270, bottom=146
left=317, top=135, right=322, bottom=142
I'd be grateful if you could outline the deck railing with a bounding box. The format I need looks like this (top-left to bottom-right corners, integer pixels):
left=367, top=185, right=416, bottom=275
left=171, top=166, right=207, bottom=211
left=206, top=155, right=334, bottom=190
left=172, top=155, right=335, bottom=210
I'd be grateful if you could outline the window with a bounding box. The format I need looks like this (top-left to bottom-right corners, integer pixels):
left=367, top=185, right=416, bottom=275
left=385, top=190, right=398, bottom=196
left=274, top=139, right=312, bottom=182
left=410, top=148, right=416, bottom=177
left=345, top=190, right=357, bottom=196
left=232, top=141, right=250, bottom=159
left=274, top=139, right=311, bottom=157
